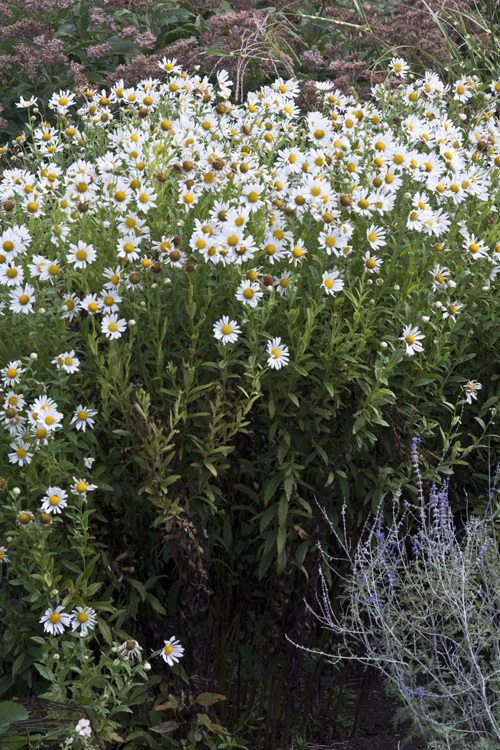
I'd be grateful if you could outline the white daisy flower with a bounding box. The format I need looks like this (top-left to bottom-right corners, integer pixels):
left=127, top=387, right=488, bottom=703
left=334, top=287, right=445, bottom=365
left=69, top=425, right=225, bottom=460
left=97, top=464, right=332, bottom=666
left=0, top=262, right=24, bottom=288
left=400, top=325, right=424, bottom=356
left=117, top=639, right=143, bottom=660
left=41, top=487, right=68, bottom=515
left=8, top=440, right=33, bottom=466
left=464, top=380, right=482, bottom=404
left=213, top=316, right=241, bottom=345
left=322, top=268, right=344, bottom=295
left=366, top=224, right=387, bottom=250
left=1, top=362, right=25, bottom=386
left=71, top=478, right=97, bottom=497
left=235, top=280, right=263, bottom=308
left=84, top=456, right=95, bottom=469
left=363, top=251, right=383, bottom=274
left=0, top=546, right=9, bottom=563
left=161, top=637, right=184, bottom=665
left=71, top=406, right=97, bottom=432
left=52, top=350, right=80, bottom=374
left=9, top=284, right=36, bottom=315
left=389, top=57, right=410, bottom=77
left=267, top=337, right=290, bottom=370
left=71, top=606, right=97, bottom=635
left=39, top=606, right=72, bottom=635
left=101, top=314, right=127, bottom=340
left=275, top=271, right=294, bottom=296
left=67, top=241, right=96, bottom=269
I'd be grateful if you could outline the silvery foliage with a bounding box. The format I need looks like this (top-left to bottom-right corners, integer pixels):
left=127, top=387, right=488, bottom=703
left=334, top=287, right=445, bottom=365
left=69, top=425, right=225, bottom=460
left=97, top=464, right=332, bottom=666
left=288, top=440, right=500, bottom=749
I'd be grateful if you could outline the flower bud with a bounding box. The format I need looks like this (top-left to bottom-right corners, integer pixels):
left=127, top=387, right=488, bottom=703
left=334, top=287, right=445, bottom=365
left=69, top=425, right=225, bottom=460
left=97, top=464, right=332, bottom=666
left=380, top=341, right=388, bottom=349
left=12, top=487, right=21, bottom=496
left=128, top=319, right=136, bottom=327
left=30, top=352, right=38, bottom=360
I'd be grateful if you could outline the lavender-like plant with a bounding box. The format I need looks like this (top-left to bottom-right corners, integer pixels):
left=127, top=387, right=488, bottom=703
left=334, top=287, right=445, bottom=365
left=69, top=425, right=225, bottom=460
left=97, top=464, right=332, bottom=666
left=288, top=441, right=500, bottom=749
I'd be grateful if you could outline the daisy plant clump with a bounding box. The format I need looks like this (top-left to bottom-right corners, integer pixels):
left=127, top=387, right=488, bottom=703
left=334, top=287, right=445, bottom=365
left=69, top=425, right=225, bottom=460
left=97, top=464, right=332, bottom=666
left=289, top=439, right=500, bottom=749
left=2, top=58, right=500, bottom=740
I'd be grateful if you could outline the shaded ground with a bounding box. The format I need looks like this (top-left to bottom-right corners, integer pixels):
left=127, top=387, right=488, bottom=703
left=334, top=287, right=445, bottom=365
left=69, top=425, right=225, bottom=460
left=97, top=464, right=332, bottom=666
left=305, top=665, right=427, bottom=750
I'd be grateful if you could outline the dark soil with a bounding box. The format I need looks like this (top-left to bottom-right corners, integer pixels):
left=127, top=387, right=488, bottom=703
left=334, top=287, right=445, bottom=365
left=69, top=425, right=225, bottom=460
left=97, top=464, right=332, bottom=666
left=306, top=664, right=428, bottom=750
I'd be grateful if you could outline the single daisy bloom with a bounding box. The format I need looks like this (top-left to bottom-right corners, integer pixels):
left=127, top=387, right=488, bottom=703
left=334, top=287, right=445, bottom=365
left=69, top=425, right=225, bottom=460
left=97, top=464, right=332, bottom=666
left=0, top=546, right=9, bottom=563
left=8, top=440, right=33, bottom=466
left=389, top=57, right=409, bottom=77
left=321, top=268, right=344, bottom=295
left=442, top=300, right=462, bottom=322
left=17, top=510, right=35, bottom=529
left=67, top=241, right=97, bottom=270
left=363, top=251, right=383, bottom=274
left=213, top=316, right=241, bottom=345
left=430, top=265, right=450, bottom=292
left=71, top=406, right=97, bottom=432
left=40, top=606, right=72, bottom=635
left=235, top=280, right=263, bottom=308
left=52, top=350, right=80, bottom=374
left=274, top=271, right=295, bottom=296
left=400, top=325, right=424, bottom=356
left=101, top=314, right=127, bottom=340
left=71, top=477, right=97, bottom=497
left=464, top=380, right=482, bottom=404
left=84, top=456, right=95, bottom=469
left=1, top=362, right=25, bottom=386
left=117, top=639, right=143, bottom=660
left=267, top=337, right=290, bottom=370
left=288, top=240, right=307, bottom=267
left=71, top=606, right=97, bottom=635
left=366, top=224, right=387, bottom=251
left=161, top=637, right=184, bottom=665
left=41, top=487, right=68, bottom=515
left=9, top=284, right=36, bottom=315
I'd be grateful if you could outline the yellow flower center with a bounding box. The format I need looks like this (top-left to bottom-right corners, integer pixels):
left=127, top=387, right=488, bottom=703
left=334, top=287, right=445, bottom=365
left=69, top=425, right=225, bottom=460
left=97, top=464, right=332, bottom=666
left=292, top=247, right=303, bottom=258
left=456, top=85, right=465, bottom=95
left=314, top=129, right=324, bottom=140
left=248, top=192, right=259, bottom=203
left=469, top=243, right=479, bottom=253
left=310, top=186, right=321, bottom=197
left=139, top=193, right=149, bottom=203
left=324, top=279, right=334, bottom=289
left=17, top=448, right=27, bottom=458
left=49, top=495, right=60, bottom=506
left=358, top=199, right=369, bottom=210
left=243, top=289, right=254, bottom=299
left=164, top=644, right=173, bottom=655
left=366, top=258, right=376, bottom=269
left=4, top=240, right=14, bottom=252
left=368, top=233, right=377, bottom=243
left=405, top=334, right=415, bottom=345
left=78, top=411, right=88, bottom=421
left=76, top=482, right=87, bottom=493
left=77, top=612, right=88, bottom=623
left=435, top=274, right=444, bottom=284
left=19, top=295, right=29, bottom=305
left=27, top=202, right=38, bottom=213
left=19, top=512, right=30, bottom=524
left=5, top=407, right=16, bottom=418
left=6, top=368, right=17, bottom=379
left=227, top=235, right=238, bottom=246
left=49, top=613, right=60, bottom=623
left=48, top=265, right=59, bottom=276
left=394, top=63, right=402, bottom=72
left=375, top=141, right=385, bottom=151
left=247, top=270, right=257, bottom=281
left=115, top=191, right=126, bottom=202
left=36, top=429, right=47, bottom=439
left=184, top=194, right=194, bottom=204
left=448, top=305, right=456, bottom=314
left=7, top=268, right=17, bottom=278
left=221, top=325, right=232, bottom=335
left=76, top=250, right=87, bottom=261
left=108, top=322, right=118, bottom=332
left=271, top=348, right=281, bottom=358
left=58, top=97, right=68, bottom=105
left=64, top=357, right=73, bottom=366
left=45, top=416, right=54, bottom=425
left=265, top=245, right=276, bottom=255
left=89, top=303, right=98, bottom=312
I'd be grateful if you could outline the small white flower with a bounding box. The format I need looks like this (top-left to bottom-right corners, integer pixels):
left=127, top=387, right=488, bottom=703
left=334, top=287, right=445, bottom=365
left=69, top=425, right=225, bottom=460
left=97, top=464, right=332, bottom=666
left=266, top=338, right=290, bottom=370
left=117, top=639, right=143, bottom=660
left=75, top=718, right=92, bottom=738
left=235, top=280, right=263, bottom=308
left=213, top=316, right=241, bottom=345
left=321, top=268, right=344, bottom=295
left=52, top=350, right=80, bottom=374
left=464, top=380, right=482, bottom=404
left=41, top=487, right=68, bottom=515
left=161, top=637, right=184, bottom=666
left=400, top=325, right=424, bottom=356
left=40, top=606, right=72, bottom=635
left=101, top=314, right=127, bottom=340
left=71, top=406, right=97, bottom=432
left=84, top=456, right=95, bottom=469
left=71, top=606, right=97, bottom=635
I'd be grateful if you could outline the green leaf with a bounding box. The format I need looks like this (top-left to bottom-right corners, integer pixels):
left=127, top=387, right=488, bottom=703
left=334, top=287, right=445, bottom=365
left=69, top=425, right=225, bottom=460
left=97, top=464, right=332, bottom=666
left=0, top=704, right=28, bottom=725
left=195, top=693, right=227, bottom=706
